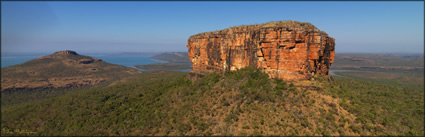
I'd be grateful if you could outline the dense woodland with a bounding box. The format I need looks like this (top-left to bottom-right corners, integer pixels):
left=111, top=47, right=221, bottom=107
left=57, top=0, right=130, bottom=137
left=1, top=67, right=423, bottom=136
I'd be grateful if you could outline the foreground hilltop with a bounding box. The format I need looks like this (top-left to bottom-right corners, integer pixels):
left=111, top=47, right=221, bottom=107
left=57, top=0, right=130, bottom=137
left=187, top=21, right=335, bottom=81
left=2, top=68, right=423, bottom=136
left=1, top=50, right=141, bottom=91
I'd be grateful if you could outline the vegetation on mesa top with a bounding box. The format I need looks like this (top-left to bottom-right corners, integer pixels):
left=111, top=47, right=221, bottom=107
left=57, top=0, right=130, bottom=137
left=234, top=20, right=319, bottom=30
left=2, top=67, right=423, bottom=136
left=192, top=20, right=327, bottom=37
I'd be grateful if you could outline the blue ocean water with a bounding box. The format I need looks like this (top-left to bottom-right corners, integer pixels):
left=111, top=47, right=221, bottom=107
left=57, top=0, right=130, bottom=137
left=91, top=55, right=164, bottom=67
left=1, top=55, right=164, bottom=68
left=1, top=56, right=43, bottom=68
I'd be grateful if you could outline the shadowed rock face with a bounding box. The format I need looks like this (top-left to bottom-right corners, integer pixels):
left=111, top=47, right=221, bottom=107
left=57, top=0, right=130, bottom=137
left=187, top=21, right=335, bottom=81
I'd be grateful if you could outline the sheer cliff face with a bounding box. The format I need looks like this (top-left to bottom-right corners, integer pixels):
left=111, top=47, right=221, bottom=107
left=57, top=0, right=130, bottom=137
left=187, top=21, right=335, bottom=81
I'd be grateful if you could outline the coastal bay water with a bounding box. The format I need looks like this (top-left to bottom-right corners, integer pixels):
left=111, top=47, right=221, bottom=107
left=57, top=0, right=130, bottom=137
left=91, top=55, right=164, bottom=67
left=1, top=55, right=164, bottom=68
left=1, top=56, right=43, bottom=68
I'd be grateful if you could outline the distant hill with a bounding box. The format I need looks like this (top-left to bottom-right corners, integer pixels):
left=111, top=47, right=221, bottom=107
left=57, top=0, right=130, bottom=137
left=151, top=52, right=191, bottom=63
left=332, top=53, right=424, bottom=71
left=330, top=53, right=424, bottom=87
left=135, top=63, right=192, bottom=71
left=1, top=50, right=141, bottom=91
left=107, top=52, right=159, bottom=56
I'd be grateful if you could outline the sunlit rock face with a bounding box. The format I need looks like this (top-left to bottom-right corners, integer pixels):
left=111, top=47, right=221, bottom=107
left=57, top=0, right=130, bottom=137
left=187, top=21, right=335, bottom=81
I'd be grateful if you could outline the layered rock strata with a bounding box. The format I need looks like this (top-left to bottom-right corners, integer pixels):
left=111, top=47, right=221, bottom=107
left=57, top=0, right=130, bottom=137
left=187, top=21, right=335, bottom=81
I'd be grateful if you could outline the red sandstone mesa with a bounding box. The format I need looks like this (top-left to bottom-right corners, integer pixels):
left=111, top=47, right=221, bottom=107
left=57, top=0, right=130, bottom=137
left=187, top=21, right=335, bottom=81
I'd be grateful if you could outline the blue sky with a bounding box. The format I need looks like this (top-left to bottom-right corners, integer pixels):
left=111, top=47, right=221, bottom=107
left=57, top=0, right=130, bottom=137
left=1, top=1, right=424, bottom=54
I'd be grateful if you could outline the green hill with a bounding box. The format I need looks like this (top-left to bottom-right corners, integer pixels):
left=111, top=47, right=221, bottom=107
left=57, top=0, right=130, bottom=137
left=1, top=50, right=142, bottom=105
left=1, top=67, right=423, bottom=136
left=1, top=50, right=141, bottom=91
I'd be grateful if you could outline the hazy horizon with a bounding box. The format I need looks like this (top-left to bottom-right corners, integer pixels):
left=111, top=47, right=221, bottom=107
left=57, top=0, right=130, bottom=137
left=2, top=2, right=424, bottom=54
left=2, top=51, right=423, bottom=57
